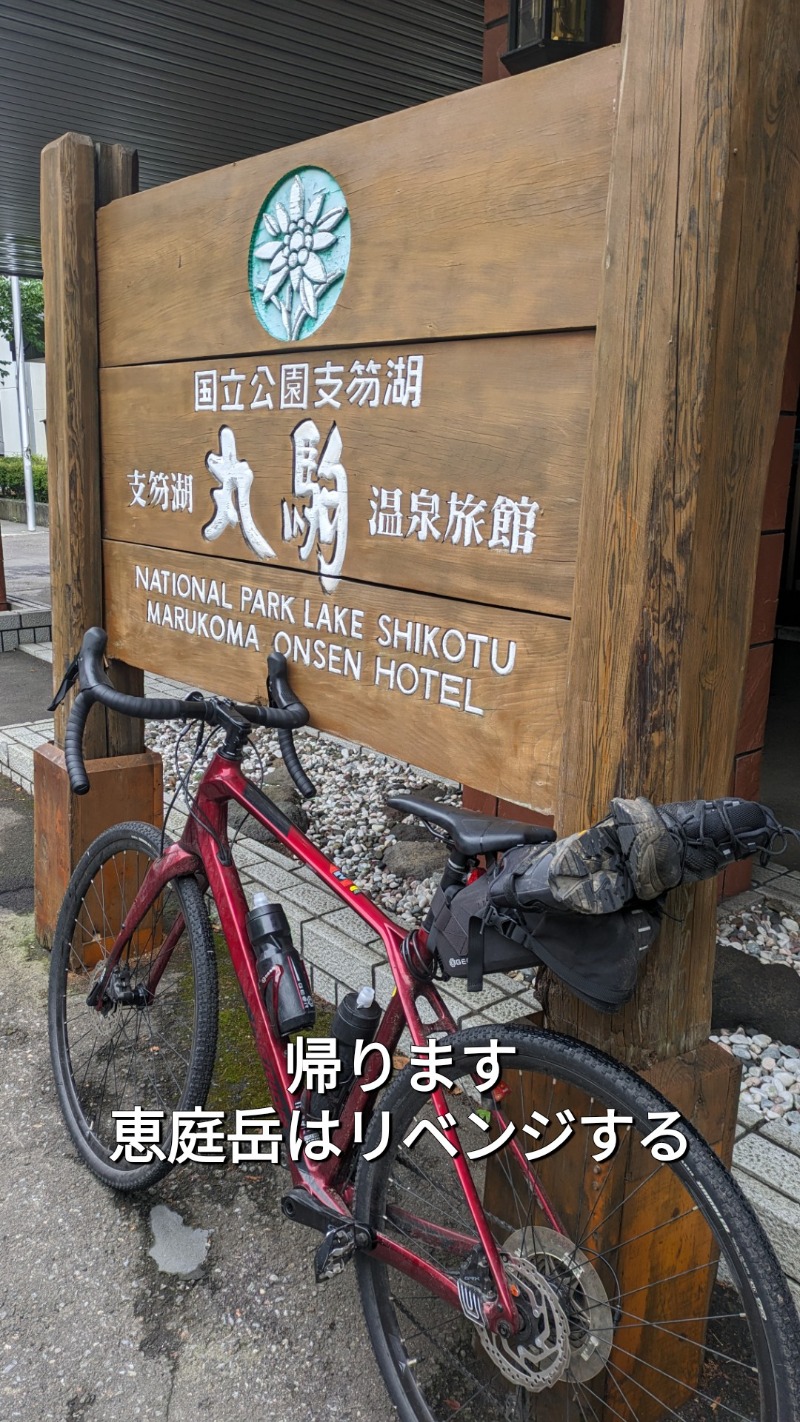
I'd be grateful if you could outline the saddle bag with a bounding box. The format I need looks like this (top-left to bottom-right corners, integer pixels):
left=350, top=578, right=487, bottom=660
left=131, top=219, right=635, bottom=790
left=427, top=871, right=662, bottom=1013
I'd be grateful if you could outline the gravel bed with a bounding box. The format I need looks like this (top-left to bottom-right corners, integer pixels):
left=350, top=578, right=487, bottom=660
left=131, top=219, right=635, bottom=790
left=147, top=721, right=459, bottom=922
left=709, top=1026, right=800, bottom=1127
left=713, top=900, right=800, bottom=1130
left=716, top=901, right=800, bottom=969
left=148, top=718, right=800, bottom=1128
left=273, top=732, right=459, bottom=921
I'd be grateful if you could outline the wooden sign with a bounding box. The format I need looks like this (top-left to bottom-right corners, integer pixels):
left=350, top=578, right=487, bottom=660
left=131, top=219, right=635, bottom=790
left=100, top=334, right=592, bottom=618
left=104, top=541, right=568, bottom=808
left=97, top=48, right=619, bottom=810
left=96, top=49, right=618, bottom=365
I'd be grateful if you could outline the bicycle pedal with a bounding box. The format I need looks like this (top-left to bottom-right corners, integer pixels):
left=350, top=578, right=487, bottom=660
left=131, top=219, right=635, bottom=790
left=314, top=1221, right=374, bottom=1283
left=314, top=1224, right=357, bottom=1282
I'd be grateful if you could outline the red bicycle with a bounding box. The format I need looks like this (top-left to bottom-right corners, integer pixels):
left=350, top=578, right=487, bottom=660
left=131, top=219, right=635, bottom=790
left=48, top=627, right=800, bottom=1421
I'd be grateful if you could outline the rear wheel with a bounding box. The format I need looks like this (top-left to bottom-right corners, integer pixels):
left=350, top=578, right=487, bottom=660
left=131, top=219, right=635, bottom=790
left=355, top=1025, right=800, bottom=1421
left=48, top=821, right=218, bottom=1190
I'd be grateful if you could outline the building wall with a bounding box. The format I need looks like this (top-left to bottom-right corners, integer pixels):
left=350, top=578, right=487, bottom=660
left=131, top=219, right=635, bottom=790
left=722, top=273, right=800, bottom=894
left=0, top=335, right=47, bottom=459
left=482, top=0, right=623, bottom=82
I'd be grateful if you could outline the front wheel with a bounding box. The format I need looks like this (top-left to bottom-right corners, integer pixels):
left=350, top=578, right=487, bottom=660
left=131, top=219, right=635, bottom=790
left=355, top=1024, right=800, bottom=1421
left=48, top=821, right=218, bottom=1191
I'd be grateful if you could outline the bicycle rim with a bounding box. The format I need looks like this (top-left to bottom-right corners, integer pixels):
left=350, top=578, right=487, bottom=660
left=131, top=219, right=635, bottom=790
left=355, top=1025, right=800, bottom=1422
left=49, top=822, right=218, bottom=1190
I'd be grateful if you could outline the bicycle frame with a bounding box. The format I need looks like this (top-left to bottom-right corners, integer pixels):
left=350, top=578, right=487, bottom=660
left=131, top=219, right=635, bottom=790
left=92, top=748, right=562, bottom=1333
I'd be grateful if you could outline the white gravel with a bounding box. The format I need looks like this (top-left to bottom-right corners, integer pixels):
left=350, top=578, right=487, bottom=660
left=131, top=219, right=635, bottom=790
left=147, top=718, right=800, bottom=1129
left=713, top=900, right=800, bottom=1130
left=716, top=901, right=800, bottom=969
left=709, top=1026, right=800, bottom=1128
left=147, top=721, right=459, bottom=922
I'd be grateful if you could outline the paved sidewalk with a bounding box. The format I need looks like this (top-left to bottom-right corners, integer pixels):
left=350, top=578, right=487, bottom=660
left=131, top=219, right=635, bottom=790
left=0, top=519, right=50, bottom=608
left=0, top=520, right=52, bottom=650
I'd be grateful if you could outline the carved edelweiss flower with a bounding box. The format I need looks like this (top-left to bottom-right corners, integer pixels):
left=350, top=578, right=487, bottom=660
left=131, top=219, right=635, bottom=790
left=254, top=174, right=347, bottom=332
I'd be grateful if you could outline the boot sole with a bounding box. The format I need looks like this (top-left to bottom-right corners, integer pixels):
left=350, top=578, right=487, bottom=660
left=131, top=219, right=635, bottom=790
left=548, top=826, right=635, bottom=916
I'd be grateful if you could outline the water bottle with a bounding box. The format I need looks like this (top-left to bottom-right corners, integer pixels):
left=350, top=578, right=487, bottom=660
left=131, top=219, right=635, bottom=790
left=309, top=986, right=381, bottom=1122
left=246, top=891, right=315, bottom=1036
left=330, top=987, right=381, bottom=1088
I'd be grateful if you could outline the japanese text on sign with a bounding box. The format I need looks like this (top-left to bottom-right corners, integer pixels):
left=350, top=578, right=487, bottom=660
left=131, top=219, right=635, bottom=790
left=193, top=355, right=425, bottom=413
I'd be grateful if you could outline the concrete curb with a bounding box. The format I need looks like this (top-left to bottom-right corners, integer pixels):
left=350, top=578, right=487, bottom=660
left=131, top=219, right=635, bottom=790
left=0, top=604, right=52, bottom=652
left=0, top=498, right=49, bottom=527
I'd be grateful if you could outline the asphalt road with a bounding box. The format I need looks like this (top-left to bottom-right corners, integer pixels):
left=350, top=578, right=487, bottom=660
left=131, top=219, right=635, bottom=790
left=0, top=521, right=51, bottom=607
left=0, top=774, right=34, bottom=912
left=0, top=649, right=53, bottom=728
left=0, top=906, right=389, bottom=1422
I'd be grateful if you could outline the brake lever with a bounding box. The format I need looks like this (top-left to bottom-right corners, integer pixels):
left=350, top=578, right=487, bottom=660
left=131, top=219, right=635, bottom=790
left=48, top=655, right=80, bottom=712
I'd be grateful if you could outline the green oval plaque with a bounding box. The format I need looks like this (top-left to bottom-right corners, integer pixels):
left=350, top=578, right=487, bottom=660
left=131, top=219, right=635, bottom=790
left=248, top=167, right=351, bottom=343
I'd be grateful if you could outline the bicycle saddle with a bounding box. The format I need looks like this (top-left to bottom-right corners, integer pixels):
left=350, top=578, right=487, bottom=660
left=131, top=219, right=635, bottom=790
left=386, top=795, right=557, bottom=857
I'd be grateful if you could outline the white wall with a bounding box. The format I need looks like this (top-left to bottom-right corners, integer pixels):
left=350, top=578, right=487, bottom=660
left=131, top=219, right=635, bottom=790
left=0, top=334, right=47, bottom=459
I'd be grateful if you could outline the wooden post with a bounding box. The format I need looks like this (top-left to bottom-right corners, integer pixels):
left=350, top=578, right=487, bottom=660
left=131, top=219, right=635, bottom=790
left=486, top=7, right=800, bottom=1413
left=40, top=132, right=145, bottom=757
left=41, top=133, right=104, bottom=753
left=94, top=141, right=146, bottom=759
left=34, top=744, right=163, bottom=949
left=546, top=0, right=800, bottom=1066
left=36, top=133, right=158, bottom=946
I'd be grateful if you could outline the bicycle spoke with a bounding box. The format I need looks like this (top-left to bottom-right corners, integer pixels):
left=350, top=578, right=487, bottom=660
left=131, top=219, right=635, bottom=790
left=575, top=1156, right=664, bottom=1253
left=614, top=1256, right=719, bottom=1301
left=593, top=1301, right=759, bottom=1371
left=593, top=1359, right=645, bottom=1416
left=55, top=842, right=209, bottom=1176
left=573, top=1382, right=609, bottom=1422
left=357, top=1029, right=791, bottom=1422
left=605, top=1339, right=758, bottom=1419
left=603, top=1355, right=748, bottom=1422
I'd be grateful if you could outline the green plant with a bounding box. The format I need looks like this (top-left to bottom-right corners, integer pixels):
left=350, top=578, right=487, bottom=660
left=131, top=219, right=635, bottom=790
left=0, top=455, right=48, bottom=503
left=206, top=930, right=334, bottom=1116
left=0, top=278, right=45, bottom=375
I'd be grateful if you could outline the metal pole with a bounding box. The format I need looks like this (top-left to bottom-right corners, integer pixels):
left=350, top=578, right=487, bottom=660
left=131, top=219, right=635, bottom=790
left=10, top=276, right=36, bottom=531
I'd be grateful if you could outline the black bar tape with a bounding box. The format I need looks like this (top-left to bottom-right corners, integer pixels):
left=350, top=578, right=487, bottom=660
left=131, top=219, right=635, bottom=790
left=277, top=727, right=317, bottom=800
left=234, top=700, right=309, bottom=730
left=267, top=650, right=316, bottom=798
left=65, top=627, right=315, bottom=794
left=64, top=690, right=94, bottom=796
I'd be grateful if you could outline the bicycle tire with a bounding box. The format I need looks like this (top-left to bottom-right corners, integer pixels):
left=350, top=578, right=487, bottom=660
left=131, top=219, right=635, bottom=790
left=354, top=1024, right=800, bottom=1422
left=48, top=821, right=218, bottom=1191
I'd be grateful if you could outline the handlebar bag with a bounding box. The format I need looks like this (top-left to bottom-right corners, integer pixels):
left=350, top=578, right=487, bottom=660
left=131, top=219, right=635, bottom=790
left=427, top=872, right=662, bottom=1012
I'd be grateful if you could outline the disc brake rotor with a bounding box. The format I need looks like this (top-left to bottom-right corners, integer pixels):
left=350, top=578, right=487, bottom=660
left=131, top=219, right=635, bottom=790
left=475, top=1253, right=570, bottom=1393
left=503, top=1226, right=614, bottom=1383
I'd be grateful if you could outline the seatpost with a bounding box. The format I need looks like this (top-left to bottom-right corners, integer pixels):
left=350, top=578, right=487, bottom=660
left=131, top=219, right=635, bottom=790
left=439, top=849, right=470, bottom=893
left=422, top=847, right=470, bottom=931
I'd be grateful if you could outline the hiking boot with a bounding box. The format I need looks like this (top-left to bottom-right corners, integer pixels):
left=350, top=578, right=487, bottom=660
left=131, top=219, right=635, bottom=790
left=657, top=798, right=786, bottom=883
left=490, top=797, right=792, bottom=917
left=543, top=796, right=787, bottom=914
left=490, top=800, right=678, bottom=915
left=610, top=797, right=684, bottom=899
left=544, top=797, right=680, bottom=915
